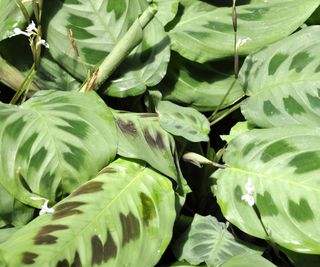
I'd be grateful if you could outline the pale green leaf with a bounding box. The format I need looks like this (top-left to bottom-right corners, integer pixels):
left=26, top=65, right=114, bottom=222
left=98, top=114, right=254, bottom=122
left=154, top=0, right=179, bottom=26
left=240, top=26, right=320, bottom=128
left=157, top=53, right=244, bottom=111
left=220, top=121, right=255, bottom=143
left=0, top=228, right=17, bottom=244
left=0, top=158, right=176, bottom=267
left=0, top=90, right=117, bottom=208
left=0, top=0, right=31, bottom=41
left=157, top=101, right=210, bottom=142
left=169, top=0, right=319, bottom=62
left=220, top=252, right=276, bottom=267
left=44, top=0, right=170, bottom=97
left=215, top=126, right=320, bottom=253
left=172, top=214, right=258, bottom=266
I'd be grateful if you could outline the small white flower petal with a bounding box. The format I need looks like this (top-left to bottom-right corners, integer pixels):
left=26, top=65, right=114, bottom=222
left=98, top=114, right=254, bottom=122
left=236, top=37, right=251, bottom=49
left=26, top=20, right=37, bottom=35
left=39, top=200, right=54, bottom=215
left=36, top=39, right=49, bottom=48
left=242, top=179, right=255, bottom=206
left=241, top=194, right=255, bottom=206
left=9, top=28, right=30, bottom=38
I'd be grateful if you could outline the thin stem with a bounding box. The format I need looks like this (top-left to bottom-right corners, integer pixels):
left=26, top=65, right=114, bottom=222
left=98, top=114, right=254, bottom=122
left=10, top=64, right=37, bottom=104
left=208, top=79, right=237, bottom=121
left=232, top=0, right=239, bottom=78
left=210, top=101, right=243, bottom=126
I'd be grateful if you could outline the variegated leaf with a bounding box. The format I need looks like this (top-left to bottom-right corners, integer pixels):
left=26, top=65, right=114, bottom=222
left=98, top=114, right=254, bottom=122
left=0, top=158, right=176, bottom=267
left=157, top=53, right=244, bottom=111
left=215, top=126, right=320, bottom=253
left=156, top=101, right=210, bottom=142
left=113, top=110, right=177, bottom=178
left=240, top=26, right=320, bottom=128
left=169, top=0, right=319, bottom=62
left=44, top=0, right=170, bottom=97
left=0, top=90, right=117, bottom=208
left=172, top=214, right=258, bottom=266
left=0, top=0, right=31, bottom=41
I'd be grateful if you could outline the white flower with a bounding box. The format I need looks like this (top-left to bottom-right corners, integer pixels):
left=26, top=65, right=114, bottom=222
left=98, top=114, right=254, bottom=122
left=39, top=200, right=54, bottom=215
left=26, top=20, right=38, bottom=36
left=9, top=27, right=30, bottom=38
left=241, top=179, right=255, bottom=206
left=236, top=37, right=251, bottom=50
left=36, top=39, right=49, bottom=48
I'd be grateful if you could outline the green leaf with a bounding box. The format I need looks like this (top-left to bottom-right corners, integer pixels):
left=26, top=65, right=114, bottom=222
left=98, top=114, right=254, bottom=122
left=157, top=53, right=244, bottom=111
left=172, top=214, right=258, bottom=266
left=0, top=228, right=17, bottom=244
left=0, top=185, right=34, bottom=227
left=0, top=90, right=117, bottom=208
left=220, top=121, right=255, bottom=143
left=282, top=248, right=320, bottom=267
left=169, top=0, right=319, bottom=62
left=165, top=261, right=206, bottom=267
left=0, top=0, right=31, bottom=41
left=215, top=126, right=320, bottom=253
left=44, top=0, right=170, bottom=97
left=240, top=26, right=320, bottom=128
left=220, top=252, right=276, bottom=267
left=0, top=158, right=176, bottom=267
left=157, top=101, right=210, bottom=142
left=154, top=0, right=179, bottom=26
left=34, top=53, right=81, bottom=91
left=112, top=110, right=185, bottom=184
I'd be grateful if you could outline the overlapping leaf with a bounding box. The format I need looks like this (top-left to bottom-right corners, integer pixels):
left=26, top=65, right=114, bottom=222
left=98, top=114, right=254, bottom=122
left=44, top=0, right=170, bottom=96
left=0, top=158, right=176, bottom=267
left=219, top=252, right=276, bottom=267
left=154, top=0, right=179, bottom=26
left=215, top=126, right=320, bottom=253
left=169, top=0, right=319, bottom=62
left=240, top=26, right=320, bottom=128
left=157, top=53, right=244, bottom=111
left=157, top=101, right=210, bottom=142
left=0, top=90, right=117, bottom=208
left=172, top=214, right=258, bottom=266
left=112, top=110, right=178, bottom=179
left=0, top=0, right=31, bottom=41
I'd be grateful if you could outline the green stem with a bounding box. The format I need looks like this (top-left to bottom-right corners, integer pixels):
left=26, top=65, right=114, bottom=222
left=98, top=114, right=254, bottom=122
left=10, top=64, right=37, bottom=104
left=0, top=57, right=39, bottom=94
left=79, top=4, right=158, bottom=92
left=210, top=101, right=243, bottom=126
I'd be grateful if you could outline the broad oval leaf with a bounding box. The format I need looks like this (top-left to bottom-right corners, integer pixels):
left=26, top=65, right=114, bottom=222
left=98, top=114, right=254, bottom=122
left=0, top=90, right=117, bottom=208
left=169, top=0, right=319, bottom=62
left=157, top=53, right=244, bottom=111
left=215, top=126, right=320, bottom=253
left=0, top=0, right=31, bottom=41
left=0, top=158, right=176, bottom=267
left=240, top=26, right=320, bottom=128
left=44, top=0, right=170, bottom=97
left=157, top=101, right=210, bottom=142
left=113, top=110, right=178, bottom=175
left=172, top=214, right=258, bottom=266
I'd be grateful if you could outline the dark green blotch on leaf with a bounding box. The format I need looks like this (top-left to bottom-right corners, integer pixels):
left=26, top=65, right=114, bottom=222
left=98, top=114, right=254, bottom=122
left=288, top=198, right=314, bottom=222
left=260, top=140, right=296, bottom=162
left=256, top=191, right=279, bottom=216
left=283, top=96, right=305, bottom=115
left=289, top=151, right=320, bottom=174
left=53, top=201, right=86, bottom=220
left=263, top=100, right=281, bottom=116
left=106, top=0, right=127, bottom=20
left=116, top=118, right=137, bottom=136
left=268, top=53, right=289, bottom=75
left=140, top=192, right=156, bottom=226
left=289, top=52, right=313, bottom=73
